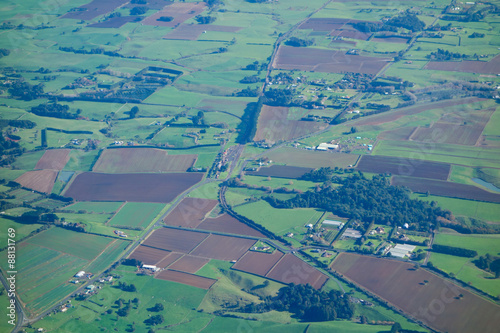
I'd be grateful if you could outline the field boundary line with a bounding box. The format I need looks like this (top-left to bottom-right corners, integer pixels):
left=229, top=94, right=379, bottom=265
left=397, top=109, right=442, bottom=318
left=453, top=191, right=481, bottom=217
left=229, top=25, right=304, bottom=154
left=105, top=202, right=127, bottom=225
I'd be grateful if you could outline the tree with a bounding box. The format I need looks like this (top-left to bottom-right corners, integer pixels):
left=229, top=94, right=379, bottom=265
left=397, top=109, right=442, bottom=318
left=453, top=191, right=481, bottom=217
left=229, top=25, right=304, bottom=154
left=390, top=322, right=402, bottom=333
left=129, top=106, right=139, bottom=119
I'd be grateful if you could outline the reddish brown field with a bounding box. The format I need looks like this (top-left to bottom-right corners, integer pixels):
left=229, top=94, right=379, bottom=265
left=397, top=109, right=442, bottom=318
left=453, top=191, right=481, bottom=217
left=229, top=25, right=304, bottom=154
left=265, top=254, right=329, bottom=289
left=197, top=214, right=267, bottom=238
left=142, top=2, right=206, bottom=28
left=378, top=127, right=417, bottom=141
left=392, top=176, right=500, bottom=203
left=35, top=149, right=70, bottom=170
left=128, top=245, right=170, bottom=265
left=16, top=170, right=57, bottom=194
left=247, top=165, right=313, bottom=179
left=424, top=55, right=500, bottom=74
left=190, top=234, right=256, bottom=261
left=168, top=255, right=209, bottom=273
left=232, top=250, right=284, bottom=277
left=156, top=270, right=216, bottom=289
left=353, top=97, right=485, bottom=127
left=254, top=106, right=327, bottom=144
left=164, top=24, right=241, bottom=40
left=156, top=252, right=183, bottom=269
left=142, top=228, right=209, bottom=253
left=410, top=109, right=493, bottom=146
left=88, top=16, right=139, bottom=28
left=164, top=197, right=218, bottom=228
left=93, top=148, right=197, bottom=173
left=61, top=0, right=129, bottom=20
left=63, top=172, right=203, bottom=202
left=332, top=253, right=500, bottom=333
left=273, top=46, right=391, bottom=75
left=329, top=29, right=371, bottom=40
left=356, top=155, right=451, bottom=180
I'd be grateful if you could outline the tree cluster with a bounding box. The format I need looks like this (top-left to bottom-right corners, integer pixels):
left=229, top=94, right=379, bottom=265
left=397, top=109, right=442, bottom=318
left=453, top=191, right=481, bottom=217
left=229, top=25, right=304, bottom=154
left=474, top=254, right=500, bottom=278
left=431, top=244, right=477, bottom=258
left=263, top=88, right=293, bottom=106
left=117, top=282, right=137, bottom=292
left=468, top=32, right=485, bottom=38
left=157, top=16, right=173, bottom=22
left=285, top=37, right=314, bottom=47
left=236, top=86, right=260, bottom=97
left=195, top=15, right=216, bottom=24
left=427, top=48, right=468, bottom=61
left=0, top=48, right=10, bottom=58
left=240, top=75, right=261, bottom=84
left=242, top=284, right=353, bottom=322
left=235, top=98, right=263, bottom=143
left=385, top=13, right=426, bottom=32
left=144, top=314, right=164, bottom=326
left=300, top=167, right=335, bottom=182
left=191, top=111, right=205, bottom=125
left=7, top=80, right=44, bottom=101
left=30, top=102, right=76, bottom=119
left=130, top=6, right=148, bottom=15
left=265, top=174, right=450, bottom=232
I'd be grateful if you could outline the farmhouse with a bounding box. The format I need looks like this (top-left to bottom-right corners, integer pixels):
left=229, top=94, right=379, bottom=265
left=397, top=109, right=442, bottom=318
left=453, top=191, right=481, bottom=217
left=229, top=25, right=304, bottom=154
left=142, top=264, right=160, bottom=272
left=74, top=271, right=85, bottom=278
left=389, top=244, right=416, bottom=258
left=316, top=143, right=338, bottom=151
left=323, top=220, right=344, bottom=229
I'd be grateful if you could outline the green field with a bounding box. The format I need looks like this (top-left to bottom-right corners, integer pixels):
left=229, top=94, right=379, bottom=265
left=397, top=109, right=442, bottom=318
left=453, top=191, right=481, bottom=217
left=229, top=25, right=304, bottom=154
left=107, top=202, right=165, bottom=228
left=64, top=201, right=124, bottom=213
left=25, top=227, right=114, bottom=261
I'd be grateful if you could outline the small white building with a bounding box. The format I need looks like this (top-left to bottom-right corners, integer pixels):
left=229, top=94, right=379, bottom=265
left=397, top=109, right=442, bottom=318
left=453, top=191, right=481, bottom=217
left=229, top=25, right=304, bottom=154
left=142, top=264, right=160, bottom=272
left=74, top=271, right=85, bottom=278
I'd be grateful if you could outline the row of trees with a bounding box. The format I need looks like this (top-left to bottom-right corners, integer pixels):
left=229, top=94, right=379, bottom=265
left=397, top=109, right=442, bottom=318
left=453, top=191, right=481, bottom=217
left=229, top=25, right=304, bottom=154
left=30, top=102, right=77, bottom=119
left=474, top=254, right=500, bottom=278
left=431, top=244, right=478, bottom=258
left=266, top=173, right=451, bottom=232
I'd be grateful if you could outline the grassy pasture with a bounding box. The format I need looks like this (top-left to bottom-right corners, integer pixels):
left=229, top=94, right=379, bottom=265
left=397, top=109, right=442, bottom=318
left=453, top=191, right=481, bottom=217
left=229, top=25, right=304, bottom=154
left=26, top=227, right=114, bottom=260
left=64, top=201, right=124, bottom=213
left=108, top=202, right=165, bottom=228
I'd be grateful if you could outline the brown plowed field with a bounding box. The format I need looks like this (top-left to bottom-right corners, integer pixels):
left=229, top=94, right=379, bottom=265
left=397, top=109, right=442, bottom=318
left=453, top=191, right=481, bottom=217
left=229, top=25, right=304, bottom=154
left=63, top=172, right=203, bottom=203
left=378, top=127, right=416, bottom=141
left=190, top=234, right=256, bottom=261
left=142, top=2, right=206, bottom=28
left=353, top=97, right=485, bottom=127
left=143, top=228, right=209, bottom=253
left=254, top=106, right=327, bottom=144
left=274, top=46, right=390, bottom=75
left=93, top=148, right=197, bottom=173
left=392, top=176, right=500, bottom=203
left=88, top=16, right=139, bottom=28
left=164, top=197, right=218, bottom=228
left=332, top=253, right=500, bottom=333
left=35, top=149, right=70, bottom=170
left=424, top=55, right=500, bottom=74
left=168, top=255, right=209, bottom=273
left=196, top=214, right=266, bottom=238
left=232, top=250, right=284, bottom=277
left=356, top=155, right=451, bottom=180
left=156, top=270, right=216, bottom=289
left=61, top=0, right=129, bottom=20
left=247, top=165, right=313, bottom=179
left=128, top=245, right=170, bottom=265
left=265, top=254, right=329, bottom=289
left=329, top=29, right=371, bottom=40
left=164, top=24, right=241, bottom=40
left=16, top=170, right=57, bottom=194
left=156, top=252, right=183, bottom=269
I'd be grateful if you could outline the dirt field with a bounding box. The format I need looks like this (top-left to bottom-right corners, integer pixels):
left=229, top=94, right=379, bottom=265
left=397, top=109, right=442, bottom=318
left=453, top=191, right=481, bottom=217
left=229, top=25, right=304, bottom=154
left=92, top=148, right=197, bottom=173
left=88, top=16, right=139, bottom=28
left=392, top=176, right=500, bottom=203
left=63, top=172, right=203, bottom=202
left=128, top=245, right=170, bottom=265
left=254, top=106, right=327, bottom=144
left=143, top=228, right=209, bottom=253
left=265, top=147, right=359, bottom=168
left=142, top=2, right=206, bottom=28
left=246, top=165, right=313, bottom=179
left=16, top=170, right=57, bottom=193
left=378, top=127, right=417, bottom=141
left=332, top=253, right=500, bottom=333
left=61, top=0, right=129, bottom=20
left=156, top=252, right=183, bottom=269
left=232, top=250, right=284, bottom=277
left=274, top=46, right=391, bottom=75
left=190, top=234, right=256, bottom=261
left=265, top=254, right=329, bottom=289
left=35, top=149, right=70, bottom=170
left=156, top=270, right=216, bottom=289
left=424, top=55, right=500, bottom=74
left=168, top=255, right=209, bottom=273
left=329, top=29, right=371, bottom=40
left=353, top=97, right=485, bottom=127
left=164, top=197, right=218, bottom=228
left=164, top=24, right=241, bottom=41
left=197, top=214, right=267, bottom=238
left=410, top=109, right=493, bottom=146
left=356, top=155, right=451, bottom=180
